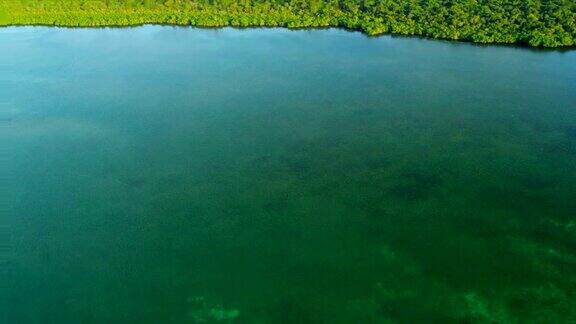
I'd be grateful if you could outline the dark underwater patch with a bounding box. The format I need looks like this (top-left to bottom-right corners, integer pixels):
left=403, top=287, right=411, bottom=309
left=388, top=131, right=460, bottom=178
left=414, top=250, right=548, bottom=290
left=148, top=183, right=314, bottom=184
left=513, top=175, right=559, bottom=190
left=564, top=125, right=576, bottom=140
left=262, top=198, right=289, bottom=213
left=378, top=296, right=455, bottom=324
left=268, top=299, right=313, bottom=324
left=387, top=172, right=443, bottom=201
left=530, top=220, right=576, bottom=253
left=282, top=158, right=311, bottom=177
left=122, top=177, right=146, bottom=188
left=364, top=157, right=390, bottom=170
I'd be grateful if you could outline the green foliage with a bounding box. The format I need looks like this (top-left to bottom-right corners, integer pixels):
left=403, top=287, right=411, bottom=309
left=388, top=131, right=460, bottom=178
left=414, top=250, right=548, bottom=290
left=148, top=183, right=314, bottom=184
left=1, top=0, right=574, bottom=47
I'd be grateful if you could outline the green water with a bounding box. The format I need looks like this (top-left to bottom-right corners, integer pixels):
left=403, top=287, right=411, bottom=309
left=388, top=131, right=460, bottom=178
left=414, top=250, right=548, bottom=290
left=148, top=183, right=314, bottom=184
left=1, top=26, right=575, bottom=323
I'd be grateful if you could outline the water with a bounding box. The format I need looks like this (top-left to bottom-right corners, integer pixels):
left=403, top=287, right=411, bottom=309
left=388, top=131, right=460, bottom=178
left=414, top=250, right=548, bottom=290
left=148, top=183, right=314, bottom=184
left=1, top=26, right=575, bottom=323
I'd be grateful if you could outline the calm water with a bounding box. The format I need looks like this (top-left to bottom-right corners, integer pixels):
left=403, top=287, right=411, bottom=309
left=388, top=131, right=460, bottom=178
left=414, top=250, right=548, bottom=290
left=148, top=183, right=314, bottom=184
left=1, top=26, right=575, bottom=323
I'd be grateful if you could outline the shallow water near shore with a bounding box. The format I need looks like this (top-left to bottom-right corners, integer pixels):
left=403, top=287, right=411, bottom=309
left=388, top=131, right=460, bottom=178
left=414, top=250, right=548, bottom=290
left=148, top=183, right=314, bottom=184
left=1, top=26, right=575, bottom=323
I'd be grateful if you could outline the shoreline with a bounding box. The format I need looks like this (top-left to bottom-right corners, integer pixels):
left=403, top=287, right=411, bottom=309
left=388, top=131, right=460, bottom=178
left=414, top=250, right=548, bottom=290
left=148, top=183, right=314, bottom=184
left=1, top=2, right=574, bottom=49
left=2, top=23, right=575, bottom=51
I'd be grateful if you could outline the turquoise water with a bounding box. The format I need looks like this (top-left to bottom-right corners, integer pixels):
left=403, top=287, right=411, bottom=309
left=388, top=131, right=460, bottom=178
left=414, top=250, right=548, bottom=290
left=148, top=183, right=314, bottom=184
left=1, top=26, right=575, bottom=323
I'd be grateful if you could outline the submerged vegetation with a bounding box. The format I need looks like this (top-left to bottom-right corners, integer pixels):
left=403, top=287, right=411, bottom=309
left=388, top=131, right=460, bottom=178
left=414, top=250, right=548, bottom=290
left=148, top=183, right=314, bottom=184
left=0, top=0, right=575, bottom=47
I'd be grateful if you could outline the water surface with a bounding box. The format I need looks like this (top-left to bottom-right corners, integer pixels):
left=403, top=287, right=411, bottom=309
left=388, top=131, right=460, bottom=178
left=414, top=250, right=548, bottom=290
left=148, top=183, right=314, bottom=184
left=1, top=26, right=575, bottom=323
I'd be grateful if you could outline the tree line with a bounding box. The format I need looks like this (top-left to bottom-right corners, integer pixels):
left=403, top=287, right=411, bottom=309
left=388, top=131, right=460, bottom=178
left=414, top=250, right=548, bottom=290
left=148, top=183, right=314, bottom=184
left=1, top=0, right=574, bottom=47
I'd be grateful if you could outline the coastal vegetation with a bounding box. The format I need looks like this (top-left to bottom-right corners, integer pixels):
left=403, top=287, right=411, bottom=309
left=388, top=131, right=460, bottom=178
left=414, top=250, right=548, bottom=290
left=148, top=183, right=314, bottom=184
left=0, top=0, right=575, bottom=47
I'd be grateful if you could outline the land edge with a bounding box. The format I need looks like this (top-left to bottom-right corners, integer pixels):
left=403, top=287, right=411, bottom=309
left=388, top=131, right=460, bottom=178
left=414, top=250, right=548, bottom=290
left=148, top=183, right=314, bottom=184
left=1, top=23, right=575, bottom=51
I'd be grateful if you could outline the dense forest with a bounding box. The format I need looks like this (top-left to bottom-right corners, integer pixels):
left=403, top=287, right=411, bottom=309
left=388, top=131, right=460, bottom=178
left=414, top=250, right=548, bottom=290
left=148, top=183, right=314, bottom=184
left=0, top=0, right=575, bottom=47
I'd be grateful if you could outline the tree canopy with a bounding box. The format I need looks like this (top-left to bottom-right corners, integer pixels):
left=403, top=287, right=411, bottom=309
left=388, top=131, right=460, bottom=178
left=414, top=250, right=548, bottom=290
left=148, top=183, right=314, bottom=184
left=1, top=0, right=575, bottom=47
